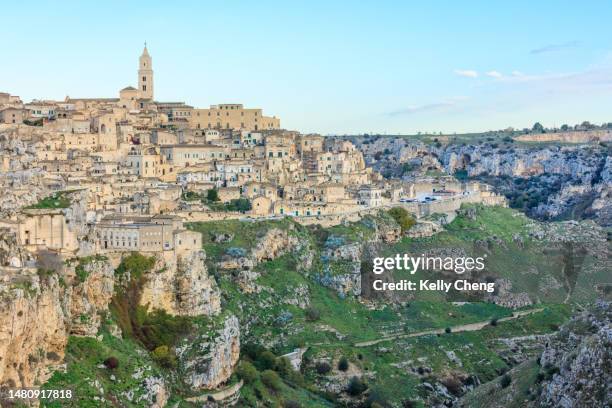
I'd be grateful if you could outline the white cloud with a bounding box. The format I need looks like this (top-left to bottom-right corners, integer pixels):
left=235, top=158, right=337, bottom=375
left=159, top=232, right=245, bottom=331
left=511, top=70, right=524, bottom=77
left=387, top=96, right=468, bottom=116
left=530, top=41, right=580, bottom=55
left=454, top=69, right=478, bottom=78
left=485, top=70, right=503, bottom=78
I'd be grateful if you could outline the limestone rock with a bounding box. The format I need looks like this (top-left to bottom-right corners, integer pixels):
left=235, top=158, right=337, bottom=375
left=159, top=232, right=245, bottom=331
left=177, top=314, right=240, bottom=390
left=140, top=250, right=221, bottom=317
left=68, top=257, right=115, bottom=336
left=0, top=274, right=67, bottom=388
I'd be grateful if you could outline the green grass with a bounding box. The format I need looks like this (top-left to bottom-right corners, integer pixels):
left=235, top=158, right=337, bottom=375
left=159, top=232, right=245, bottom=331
left=26, top=191, right=73, bottom=209
left=42, top=331, right=164, bottom=408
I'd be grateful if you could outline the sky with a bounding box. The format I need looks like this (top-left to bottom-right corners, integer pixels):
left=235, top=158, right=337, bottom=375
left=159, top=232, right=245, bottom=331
left=2, top=1, right=612, bottom=135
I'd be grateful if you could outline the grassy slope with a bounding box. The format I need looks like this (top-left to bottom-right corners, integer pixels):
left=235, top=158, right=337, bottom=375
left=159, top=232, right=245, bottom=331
left=41, top=205, right=599, bottom=407
left=186, top=206, right=582, bottom=405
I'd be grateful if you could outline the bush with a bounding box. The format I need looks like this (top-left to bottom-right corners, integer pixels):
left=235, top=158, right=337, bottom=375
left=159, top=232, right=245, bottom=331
left=490, top=318, right=498, bottom=326
left=338, top=356, right=349, bottom=371
left=236, top=361, right=258, bottom=384
left=257, top=350, right=277, bottom=371
left=441, top=375, right=462, bottom=395
left=151, top=345, right=177, bottom=368
left=305, top=307, right=321, bottom=322
left=115, top=252, right=156, bottom=278
left=261, top=369, right=282, bottom=392
left=500, top=374, right=512, bottom=388
left=207, top=189, right=220, bottom=202
left=388, top=207, right=416, bottom=233
left=274, top=357, right=294, bottom=377
left=445, top=327, right=452, bottom=334
left=135, top=308, right=192, bottom=350
left=316, top=362, right=332, bottom=375
left=103, top=356, right=119, bottom=369
left=284, top=401, right=301, bottom=408
left=226, top=198, right=252, bottom=212
left=347, top=376, right=367, bottom=396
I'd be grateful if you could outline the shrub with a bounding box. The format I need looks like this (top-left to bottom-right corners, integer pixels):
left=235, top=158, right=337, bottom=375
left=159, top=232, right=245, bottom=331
left=115, top=252, right=156, bottom=278
left=445, top=327, right=452, bottom=334
left=490, top=318, right=498, bottom=326
left=151, top=345, right=177, bottom=368
left=274, top=357, right=294, bottom=377
left=103, top=356, right=119, bottom=369
left=135, top=308, right=192, bottom=350
left=206, top=188, right=220, bottom=202
left=347, top=376, right=367, bottom=396
left=261, top=369, right=282, bottom=391
left=316, top=362, right=332, bottom=375
left=388, top=207, right=416, bottom=233
left=305, top=307, right=321, bottom=322
left=284, top=401, right=300, bottom=408
left=236, top=361, right=258, bottom=384
left=257, top=350, right=277, bottom=371
left=441, top=375, right=462, bottom=395
left=338, top=356, right=349, bottom=371
left=500, top=374, right=512, bottom=388
left=226, top=198, right=252, bottom=212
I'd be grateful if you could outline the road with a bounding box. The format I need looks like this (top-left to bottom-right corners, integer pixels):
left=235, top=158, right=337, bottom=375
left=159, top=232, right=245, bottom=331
left=354, top=308, right=544, bottom=347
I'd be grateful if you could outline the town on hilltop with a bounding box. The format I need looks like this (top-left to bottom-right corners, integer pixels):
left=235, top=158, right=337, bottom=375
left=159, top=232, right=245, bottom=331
left=0, top=45, right=610, bottom=408
left=0, top=45, right=505, bottom=258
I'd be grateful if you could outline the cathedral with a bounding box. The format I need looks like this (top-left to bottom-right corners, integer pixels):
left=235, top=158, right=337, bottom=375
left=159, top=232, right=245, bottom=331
left=138, top=44, right=154, bottom=100
left=116, top=44, right=154, bottom=110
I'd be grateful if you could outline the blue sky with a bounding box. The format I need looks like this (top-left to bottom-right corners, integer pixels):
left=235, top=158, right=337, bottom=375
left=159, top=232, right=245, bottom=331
left=2, top=1, right=612, bottom=134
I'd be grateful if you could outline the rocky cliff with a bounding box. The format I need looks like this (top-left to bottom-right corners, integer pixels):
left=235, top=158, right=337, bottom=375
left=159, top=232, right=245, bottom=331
left=177, top=314, right=240, bottom=390
left=0, top=272, right=67, bottom=388
left=536, top=300, right=611, bottom=407
left=139, top=250, right=221, bottom=317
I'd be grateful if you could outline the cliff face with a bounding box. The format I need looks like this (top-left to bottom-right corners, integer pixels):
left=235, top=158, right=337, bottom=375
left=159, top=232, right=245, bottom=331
left=177, top=314, right=240, bottom=390
left=139, top=250, right=221, bottom=317
left=68, top=258, right=115, bottom=336
left=537, top=300, right=611, bottom=407
left=218, top=227, right=299, bottom=293
left=0, top=274, right=67, bottom=388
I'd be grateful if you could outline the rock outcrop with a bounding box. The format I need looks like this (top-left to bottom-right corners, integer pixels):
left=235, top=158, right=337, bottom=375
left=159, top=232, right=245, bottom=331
left=177, top=314, right=240, bottom=390
left=68, top=257, right=115, bottom=336
left=139, top=250, right=221, bottom=317
left=537, top=300, right=611, bottom=407
left=0, top=273, right=67, bottom=388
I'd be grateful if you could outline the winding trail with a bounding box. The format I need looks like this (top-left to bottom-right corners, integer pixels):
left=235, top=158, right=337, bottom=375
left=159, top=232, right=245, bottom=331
left=354, top=308, right=544, bottom=347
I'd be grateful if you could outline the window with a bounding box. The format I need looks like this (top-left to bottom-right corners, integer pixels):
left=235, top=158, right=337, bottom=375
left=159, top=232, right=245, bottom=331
left=142, top=76, right=146, bottom=81
left=142, top=85, right=147, bottom=91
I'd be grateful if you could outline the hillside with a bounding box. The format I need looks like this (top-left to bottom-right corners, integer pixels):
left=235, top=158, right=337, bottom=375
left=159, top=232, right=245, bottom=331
left=33, top=205, right=610, bottom=407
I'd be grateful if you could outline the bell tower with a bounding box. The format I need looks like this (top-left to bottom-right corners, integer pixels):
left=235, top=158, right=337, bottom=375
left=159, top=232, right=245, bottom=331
left=138, top=43, right=154, bottom=100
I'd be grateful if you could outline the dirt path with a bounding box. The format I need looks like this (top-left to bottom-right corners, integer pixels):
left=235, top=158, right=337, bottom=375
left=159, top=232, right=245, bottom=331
left=354, top=308, right=544, bottom=347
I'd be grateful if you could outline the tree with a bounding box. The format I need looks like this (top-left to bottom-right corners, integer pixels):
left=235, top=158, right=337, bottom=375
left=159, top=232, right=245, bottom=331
left=305, top=307, right=320, bottom=322
left=236, top=361, right=258, bottom=384
left=227, top=198, right=251, bottom=212
left=347, top=376, right=367, bottom=396
left=500, top=374, right=512, bottom=388
left=581, top=121, right=595, bottom=130
left=206, top=188, right=219, bottom=202
left=103, top=356, right=119, bottom=369
left=261, top=369, right=282, bottom=391
left=151, top=345, right=177, bottom=368
left=315, top=362, right=332, bottom=375
left=532, top=122, right=544, bottom=133
left=560, top=124, right=569, bottom=131
left=388, top=207, right=416, bottom=233
left=338, top=356, right=349, bottom=371
left=257, top=350, right=277, bottom=371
